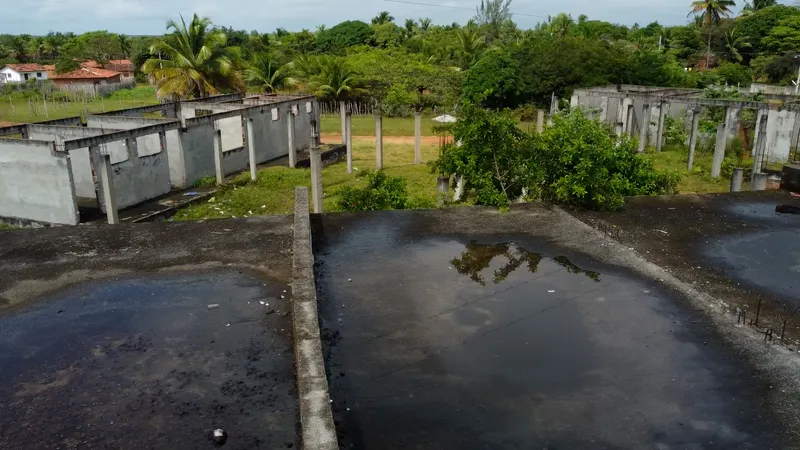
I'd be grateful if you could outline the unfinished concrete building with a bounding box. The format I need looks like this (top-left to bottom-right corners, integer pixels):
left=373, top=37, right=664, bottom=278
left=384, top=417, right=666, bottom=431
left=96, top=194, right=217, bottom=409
left=570, top=85, right=800, bottom=187
left=0, top=93, right=320, bottom=226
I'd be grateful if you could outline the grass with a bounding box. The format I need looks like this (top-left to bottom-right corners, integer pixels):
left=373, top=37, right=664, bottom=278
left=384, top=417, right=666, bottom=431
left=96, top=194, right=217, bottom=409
left=321, top=114, right=441, bottom=136
left=0, top=85, right=159, bottom=124
left=174, top=141, right=441, bottom=220
left=647, top=146, right=746, bottom=194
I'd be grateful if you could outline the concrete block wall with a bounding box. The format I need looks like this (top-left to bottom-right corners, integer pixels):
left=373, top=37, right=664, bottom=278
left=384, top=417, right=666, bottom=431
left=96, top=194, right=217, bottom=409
left=92, top=135, right=172, bottom=212
left=26, top=124, right=126, bottom=199
left=0, top=139, right=79, bottom=225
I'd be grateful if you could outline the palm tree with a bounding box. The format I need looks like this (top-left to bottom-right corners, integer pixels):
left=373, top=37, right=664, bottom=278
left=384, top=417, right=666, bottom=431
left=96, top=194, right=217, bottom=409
left=308, top=56, right=366, bottom=102
left=418, top=18, right=432, bottom=32
left=142, top=14, right=242, bottom=100
left=372, top=11, right=395, bottom=25
left=724, top=29, right=751, bottom=62
left=454, top=26, right=486, bottom=70
left=245, top=53, right=295, bottom=93
left=741, top=0, right=776, bottom=14
left=689, top=0, right=736, bottom=68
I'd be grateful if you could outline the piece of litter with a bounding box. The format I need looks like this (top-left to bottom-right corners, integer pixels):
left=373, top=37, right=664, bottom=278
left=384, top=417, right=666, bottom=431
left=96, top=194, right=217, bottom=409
left=347, top=407, right=351, bottom=411
left=211, top=428, right=227, bottom=446
left=261, top=205, right=266, bottom=208
left=265, top=303, right=270, bottom=306
left=280, top=295, right=285, bottom=299
left=260, top=301, right=265, bottom=305
left=226, top=323, right=230, bottom=327
left=347, top=278, right=352, bottom=282
left=283, top=289, right=287, bottom=293
left=207, top=304, right=219, bottom=310
left=183, top=191, right=199, bottom=196
left=248, top=210, right=253, bottom=215
left=547, top=290, right=555, bottom=293
left=656, top=230, right=668, bottom=234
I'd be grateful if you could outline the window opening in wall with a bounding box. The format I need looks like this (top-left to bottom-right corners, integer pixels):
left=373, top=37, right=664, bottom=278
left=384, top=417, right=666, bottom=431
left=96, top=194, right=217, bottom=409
left=272, top=108, right=280, bottom=121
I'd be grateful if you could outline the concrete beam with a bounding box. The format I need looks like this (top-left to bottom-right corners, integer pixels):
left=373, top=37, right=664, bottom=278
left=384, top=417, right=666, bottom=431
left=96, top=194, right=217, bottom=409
left=183, top=101, right=249, bottom=112
left=62, top=122, right=181, bottom=151
left=687, top=109, right=700, bottom=171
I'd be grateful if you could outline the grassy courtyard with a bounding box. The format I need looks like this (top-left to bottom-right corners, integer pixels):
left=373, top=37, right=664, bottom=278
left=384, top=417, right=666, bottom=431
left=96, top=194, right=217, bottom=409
left=174, top=141, right=441, bottom=220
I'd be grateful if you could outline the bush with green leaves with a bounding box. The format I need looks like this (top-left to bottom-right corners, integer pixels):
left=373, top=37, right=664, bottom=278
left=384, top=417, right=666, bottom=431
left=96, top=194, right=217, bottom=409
left=432, top=106, right=680, bottom=211
left=336, top=171, right=409, bottom=211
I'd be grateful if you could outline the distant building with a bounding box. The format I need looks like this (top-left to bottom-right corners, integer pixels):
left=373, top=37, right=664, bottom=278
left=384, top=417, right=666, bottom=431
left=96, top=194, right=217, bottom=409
left=0, top=64, right=48, bottom=83
left=50, top=67, right=123, bottom=93
left=81, top=59, right=135, bottom=82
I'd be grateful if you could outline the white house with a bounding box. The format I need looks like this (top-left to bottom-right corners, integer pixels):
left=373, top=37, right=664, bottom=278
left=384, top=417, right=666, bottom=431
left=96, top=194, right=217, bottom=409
left=0, top=64, right=48, bottom=83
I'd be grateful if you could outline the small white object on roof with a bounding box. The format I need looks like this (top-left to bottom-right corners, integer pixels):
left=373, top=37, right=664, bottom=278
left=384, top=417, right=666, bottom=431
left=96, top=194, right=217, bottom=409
left=432, top=114, right=457, bottom=123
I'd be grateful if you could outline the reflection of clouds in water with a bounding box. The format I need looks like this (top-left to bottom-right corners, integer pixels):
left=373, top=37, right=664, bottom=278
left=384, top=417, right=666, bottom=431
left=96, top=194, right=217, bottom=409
left=450, top=241, right=600, bottom=286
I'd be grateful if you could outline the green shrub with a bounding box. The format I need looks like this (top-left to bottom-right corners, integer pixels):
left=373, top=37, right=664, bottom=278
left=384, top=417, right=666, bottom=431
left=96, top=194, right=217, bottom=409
left=406, top=196, right=437, bottom=209
left=336, top=171, right=409, bottom=211
left=194, top=176, right=217, bottom=188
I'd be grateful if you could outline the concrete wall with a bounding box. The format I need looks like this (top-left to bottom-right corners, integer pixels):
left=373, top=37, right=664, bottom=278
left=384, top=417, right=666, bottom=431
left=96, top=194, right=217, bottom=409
left=764, top=109, right=798, bottom=163
left=0, top=139, right=79, bottom=225
left=93, top=134, right=172, bottom=212
left=86, top=115, right=183, bottom=186
left=26, top=124, right=126, bottom=200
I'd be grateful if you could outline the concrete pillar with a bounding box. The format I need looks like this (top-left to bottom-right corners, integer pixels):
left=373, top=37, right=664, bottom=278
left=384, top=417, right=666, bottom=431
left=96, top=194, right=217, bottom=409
left=751, top=173, right=769, bottom=191
left=453, top=176, right=465, bottom=202
left=548, top=93, right=558, bottom=125
left=309, top=145, right=323, bottom=213
left=711, top=123, right=726, bottom=178
left=752, top=112, right=769, bottom=178
left=213, top=128, right=224, bottom=185
left=158, top=131, right=167, bottom=156
left=339, top=100, right=346, bottom=144
left=414, top=111, right=422, bottom=164
left=125, top=137, right=137, bottom=159
left=638, top=104, right=650, bottom=153
left=724, top=106, right=741, bottom=147
left=287, top=107, right=296, bottom=168
left=570, top=93, right=579, bottom=108
left=615, top=98, right=625, bottom=135
left=536, top=109, right=545, bottom=133
left=437, top=176, right=450, bottom=205
left=246, top=118, right=257, bottom=181
left=730, top=167, right=744, bottom=192
left=625, top=103, right=635, bottom=135
left=655, top=102, right=667, bottom=152
left=599, top=97, right=609, bottom=124
left=752, top=109, right=767, bottom=157
left=687, top=109, right=700, bottom=171
left=345, top=111, right=353, bottom=174
left=95, top=148, right=119, bottom=225
left=375, top=114, right=383, bottom=169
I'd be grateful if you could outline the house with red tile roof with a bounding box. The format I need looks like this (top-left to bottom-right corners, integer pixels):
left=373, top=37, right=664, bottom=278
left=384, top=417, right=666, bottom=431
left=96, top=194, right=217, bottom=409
left=0, top=63, right=49, bottom=83
left=80, top=59, right=136, bottom=81
left=50, top=67, right=123, bottom=93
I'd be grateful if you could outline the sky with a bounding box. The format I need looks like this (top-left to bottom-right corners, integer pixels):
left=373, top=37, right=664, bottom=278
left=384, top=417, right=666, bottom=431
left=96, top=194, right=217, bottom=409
left=1, top=0, right=752, bottom=35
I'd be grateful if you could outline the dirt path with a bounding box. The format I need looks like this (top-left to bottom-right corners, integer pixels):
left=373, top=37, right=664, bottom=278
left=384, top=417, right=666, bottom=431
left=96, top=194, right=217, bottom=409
left=321, top=133, right=441, bottom=145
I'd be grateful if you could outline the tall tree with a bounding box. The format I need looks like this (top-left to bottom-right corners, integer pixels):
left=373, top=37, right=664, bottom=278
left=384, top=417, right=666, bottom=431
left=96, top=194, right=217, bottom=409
left=372, top=11, right=395, bottom=25
left=245, top=53, right=295, bottom=92
left=308, top=56, right=366, bottom=101
left=689, top=0, right=736, bottom=67
left=475, top=0, right=513, bottom=43
left=453, top=25, right=486, bottom=69
left=142, top=14, right=242, bottom=100
left=742, top=0, right=777, bottom=14
left=724, top=29, right=751, bottom=62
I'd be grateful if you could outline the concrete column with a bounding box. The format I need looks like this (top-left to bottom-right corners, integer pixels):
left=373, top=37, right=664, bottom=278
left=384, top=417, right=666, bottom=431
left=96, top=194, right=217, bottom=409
left=751, top=173, right=769, bottom=191
left=375, top=114, right=383, bottom=169
left=536, top=109, right=545, bottom=133
left=548, top=94, right=558, bottom=125
left=655, top=102, right=667, bottom=152
left=339, top=100, right=346, bottom=144
left=245, top=118, right=257, bottom=181
left=730, top=167, right=744, bottom=192
left=414, top=111, right=422, bottom=164
left=711, top=123, right=726, bottom=178
left=752, top=109, right=767, bottom=157
left=125, top=137, right=137, bottom=159
left=687, top=109, right=700, bottom=171
left=95, top=148, right=118, bottom=225
left=213, top=128, right=224, bottom=185
left=287, top=107, right=296, bottom=168
left=615, top=98, right=625, bottom=135
left=345, top=111, right=353, bottom=174
left=437, top=176, right=450, bottom=205
left=724, top=106, right=741, bottom=147
left=752, top=112, right=769, bottom=179
left=309, top=145, right=323, bottom=213
left=570, top=93, right=579, bottom=108
left=625, top=103, right=635, bottom=135
left=638, top=104, right=650, bottom=153
left=599, top=97, right=609, bottom=124
left=158, top=131, right=167, bottom=155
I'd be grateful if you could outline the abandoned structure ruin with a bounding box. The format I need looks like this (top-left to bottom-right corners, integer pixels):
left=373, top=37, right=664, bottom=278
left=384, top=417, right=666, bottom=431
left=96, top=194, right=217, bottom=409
left=0, top=93, right=320, bottom=226
left=570, top=85, right=800, bottom=190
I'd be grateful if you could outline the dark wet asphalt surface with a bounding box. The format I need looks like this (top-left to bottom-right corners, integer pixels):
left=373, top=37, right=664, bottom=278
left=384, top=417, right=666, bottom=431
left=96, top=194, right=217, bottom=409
left=704, top=202, right=800, bottom=301
left=314, top=213, right=786, bottom=450
left=0, top=270, right=298, bottom=450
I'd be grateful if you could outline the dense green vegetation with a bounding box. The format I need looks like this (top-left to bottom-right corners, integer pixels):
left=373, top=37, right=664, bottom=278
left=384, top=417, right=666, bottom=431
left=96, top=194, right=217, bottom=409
left=4, top=0, right=800, bottom=113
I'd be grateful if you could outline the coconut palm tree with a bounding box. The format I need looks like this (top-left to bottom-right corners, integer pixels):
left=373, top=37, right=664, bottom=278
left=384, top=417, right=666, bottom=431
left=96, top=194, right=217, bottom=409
left=404, top=19, right=417, bottom=38
left=142, top=14, right=242, bottom=100
left=689, top=0, right=736, bottom=68
left=418, top=18, right=432, bottom=32
left=372, top=11, right=395, bottom=25
left=741, top=0, right=776, bottom=14
left=724, top=29, right=751, bottom=62
left=308, top=56, right=366, bottom=102
left=245, top=53, right=295, bottom=93
left=454, top=26, right=486, bottom=70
